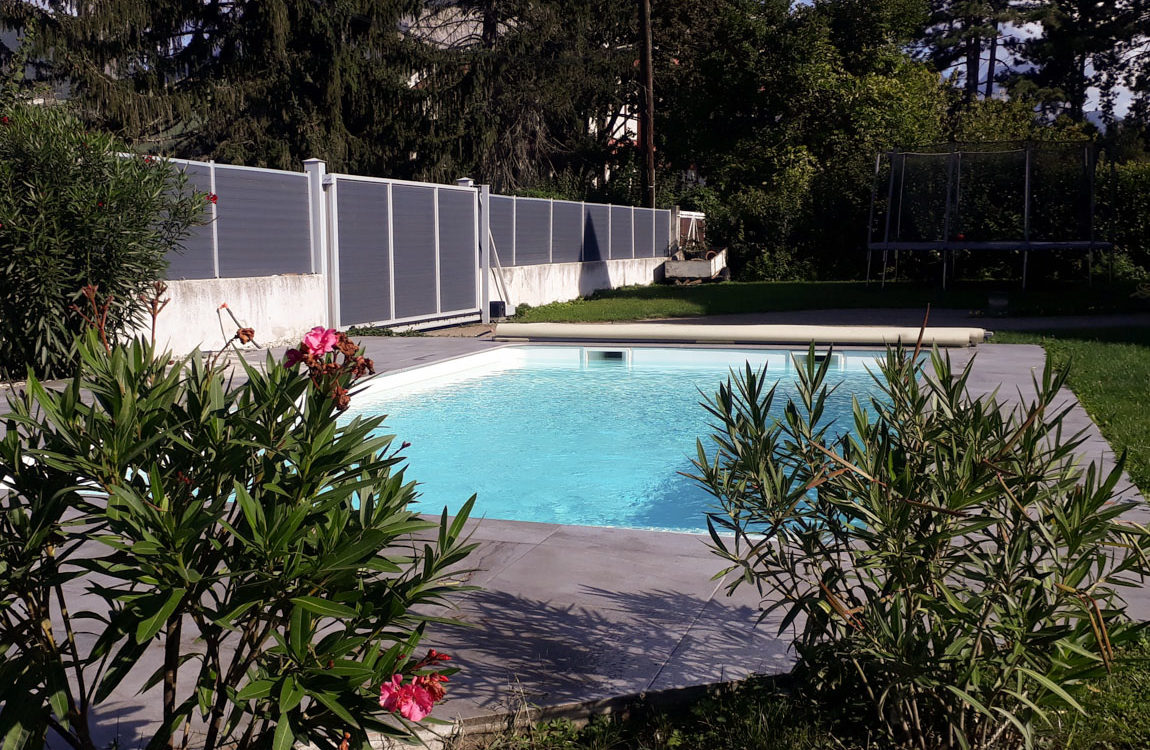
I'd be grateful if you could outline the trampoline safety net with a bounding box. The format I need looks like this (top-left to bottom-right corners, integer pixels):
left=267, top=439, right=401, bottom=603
left=866, top=142, right=1108, bottom=286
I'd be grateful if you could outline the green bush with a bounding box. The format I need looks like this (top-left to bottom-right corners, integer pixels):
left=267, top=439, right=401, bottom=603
left=693, top=346, right=1150, bottom=749
left=1099, top=160, right=1150, bottom=278
left=0, top=100, right=205, bottom=380
left=0, top=319, right=475, bottom=750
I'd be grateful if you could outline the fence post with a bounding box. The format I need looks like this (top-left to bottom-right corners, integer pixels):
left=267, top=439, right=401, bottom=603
left=303, top=158, right=330, bottom=325
left=607, top=204, right=613, bottom=260
left=580, top=201, right=586, bottom=262
left=433, top=188, right=442, bottom=314
left=325, top=176, right=342, bottom=329
left=480, top=185, right=491, bottom=323
left=209, top=161, right=220, bottom=278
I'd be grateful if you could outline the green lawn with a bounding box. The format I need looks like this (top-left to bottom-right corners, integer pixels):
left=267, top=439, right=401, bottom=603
left=993, top=327, right=1150, bottom=495
left=510, top=281, right=1150, bottom=323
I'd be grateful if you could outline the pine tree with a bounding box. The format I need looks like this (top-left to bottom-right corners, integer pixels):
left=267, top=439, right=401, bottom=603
left=0, top=0, right=429, bottom=174
left=1008, top=0, right=1139, bottom=122
left=402, top=0, right=633, bottom=192
left=914, top=0, right=1015, bottom=103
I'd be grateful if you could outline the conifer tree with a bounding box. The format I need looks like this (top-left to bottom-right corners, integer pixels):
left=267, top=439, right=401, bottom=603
left=0, top=0, right=429, bottom=174
left=403, top=0, right=632, bottom=192
left=913, top=0, right=1015, bottom=102
left=1008, top=0, right=1140, bottom=123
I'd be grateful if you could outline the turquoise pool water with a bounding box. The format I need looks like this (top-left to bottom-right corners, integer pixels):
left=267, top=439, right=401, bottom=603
left=344, top=346, right=886, bottom=534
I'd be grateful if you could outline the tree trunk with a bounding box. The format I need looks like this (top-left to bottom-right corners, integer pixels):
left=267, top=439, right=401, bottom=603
left=164, top=616, right=182, bottom=750
left=1071, top=52, right=1087, bottom=120
left=481, top=0, right=497, bottom=49
left=965, top=23, right=981, bottom=103
left=984, top=25, right=998, bottom=99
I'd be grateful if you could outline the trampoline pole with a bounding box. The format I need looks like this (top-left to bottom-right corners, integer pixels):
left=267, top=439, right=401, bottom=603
left=893, top=152, right=909, bottom=282
left=881, top=149, right=897, bottom=288
left=947, top=150, right=956, bottom=291
left=866, top=153, right=880, bottom=285
left=1108, top=159, right=1116, bottom=283
left=1087, top=144, right=1097, bottom=287
left=1023, top=144, right=1031, bottom=290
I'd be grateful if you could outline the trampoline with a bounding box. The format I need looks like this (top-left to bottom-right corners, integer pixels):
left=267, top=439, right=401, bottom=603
left=866, top=142, right=1111, bottom=288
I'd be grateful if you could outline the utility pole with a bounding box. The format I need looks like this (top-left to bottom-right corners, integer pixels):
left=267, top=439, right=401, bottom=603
left=638, top=0, right=655, bottom=208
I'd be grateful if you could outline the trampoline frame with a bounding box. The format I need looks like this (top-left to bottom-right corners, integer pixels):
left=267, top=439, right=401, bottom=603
left=865, top=142, right=1111, bottom=289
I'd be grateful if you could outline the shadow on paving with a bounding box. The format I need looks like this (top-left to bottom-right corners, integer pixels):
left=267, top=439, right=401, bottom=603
left=429, top=584, right=788, bottom=718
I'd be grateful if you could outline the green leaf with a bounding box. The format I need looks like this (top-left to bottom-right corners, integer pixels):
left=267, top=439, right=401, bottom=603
left=1018, top=667, right=1086, bottom=714
left=236, top=680, right=276, bottom=702
left=94, top=638, right=151, bottom=704
left=272, top=712, right=294, bottom=750
left=290, top=596, right=357, bottom=619
left=312, top=691, right=359, bottom=727
left=278, top=675, right=305, bottom=713
left=135, top=587, right=187, bottom=644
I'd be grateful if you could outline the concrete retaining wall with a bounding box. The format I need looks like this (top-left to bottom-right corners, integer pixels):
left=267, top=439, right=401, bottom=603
left=490, top=257, right=665, bottom=309
left=132, top=274, right=327, bottom=354
left=130, top=257, right=663, bottom=355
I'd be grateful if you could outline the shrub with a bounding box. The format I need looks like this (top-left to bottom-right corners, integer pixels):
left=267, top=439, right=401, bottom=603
left=693, top=345, right=1150, bottom=749
left=0, top=100, right=205, bottom=380
left=0, top=309, right=475, bottom=750
left=1099, top=160, right=1150, bottom=277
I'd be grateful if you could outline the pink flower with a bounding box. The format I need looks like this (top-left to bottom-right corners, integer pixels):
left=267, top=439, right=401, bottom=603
left=395, top=682, right=435, bottom=721
left=302, top=326, right=338, bottom=357
left=379, top=675, right=435, bottom=721
left=379, top=674, right=403, bottom=710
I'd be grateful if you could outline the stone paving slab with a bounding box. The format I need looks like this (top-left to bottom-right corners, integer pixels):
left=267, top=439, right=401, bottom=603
left=421, top=519, right=790, bottom=720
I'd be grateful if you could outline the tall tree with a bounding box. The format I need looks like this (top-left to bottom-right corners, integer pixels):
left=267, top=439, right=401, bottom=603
left=402, top=0, right=632, bottom=192
left=1008, top=0, right=1139, bottom=122
left=914, top=0, right=1014, bottom=103
left=0, top=0, right=431, bottom=175
left=657, top=0, right=947, bottom=277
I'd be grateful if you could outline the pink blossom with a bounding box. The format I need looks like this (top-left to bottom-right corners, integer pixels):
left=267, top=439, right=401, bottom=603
left=379, top=674, right=403, bottom=710
left=302, top=326, right=338, bottom=358
left=395, top=683, right=434, bottom=721
left=379, top=675, right=435, bottom=721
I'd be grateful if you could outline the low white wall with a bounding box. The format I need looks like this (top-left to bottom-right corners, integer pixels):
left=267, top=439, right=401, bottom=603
left=132, top=274, right=327, bottom=355
left=491, top=257, right=666, bottom=309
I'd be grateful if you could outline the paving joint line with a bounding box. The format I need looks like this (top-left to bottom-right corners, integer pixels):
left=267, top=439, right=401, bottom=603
left=642, top=574, right=729, bottom=693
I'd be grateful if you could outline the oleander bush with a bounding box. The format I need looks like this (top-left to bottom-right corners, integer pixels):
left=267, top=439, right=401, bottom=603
left=0, top=99, right=205, bottom=380
left=693, top=345, right=1150, bottom=749
left=0, top=308, right=475, bottom=750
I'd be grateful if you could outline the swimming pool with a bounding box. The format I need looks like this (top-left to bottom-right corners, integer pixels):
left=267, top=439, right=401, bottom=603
left=343, top=346, right=887, bottom=534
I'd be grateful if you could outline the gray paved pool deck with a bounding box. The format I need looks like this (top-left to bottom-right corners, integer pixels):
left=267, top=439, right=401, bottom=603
left=9, top=322, right=1150, bottom=745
